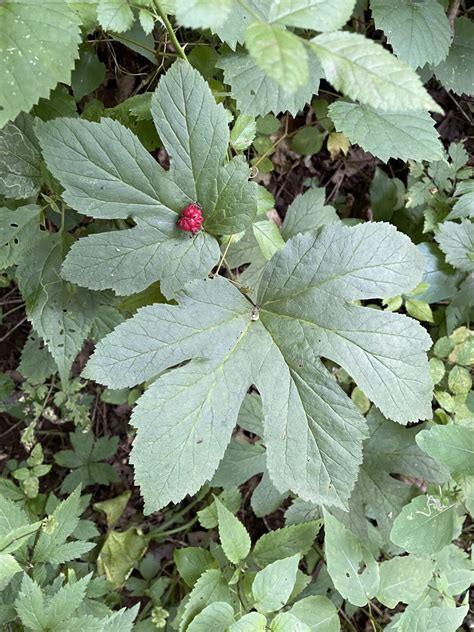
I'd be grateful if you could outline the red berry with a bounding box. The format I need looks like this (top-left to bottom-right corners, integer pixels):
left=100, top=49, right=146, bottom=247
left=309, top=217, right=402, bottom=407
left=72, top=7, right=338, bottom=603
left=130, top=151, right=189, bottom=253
left=177, top=203, right=203, bottom=234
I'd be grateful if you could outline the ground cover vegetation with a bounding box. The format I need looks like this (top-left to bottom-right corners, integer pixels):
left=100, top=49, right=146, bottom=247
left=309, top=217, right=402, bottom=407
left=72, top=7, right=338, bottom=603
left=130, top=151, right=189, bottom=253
left=0, top=0, right=473, bottom=630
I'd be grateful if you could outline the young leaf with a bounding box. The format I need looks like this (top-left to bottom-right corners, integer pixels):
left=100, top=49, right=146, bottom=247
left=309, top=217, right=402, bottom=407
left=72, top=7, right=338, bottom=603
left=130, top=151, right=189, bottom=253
left=253, top=221, right=285, bottom=260
left=174, top=547, right=218, bottom=587
left=44, top=574, right=91, bottom=629
left=180, top=569, right=233, bottom=631
left=328, top=102, right=443, bottom=162
left=435, top=220, right=474, bottom=272
left=215, top=497, right=251, bottom=564
left=376, top=556, right=434, bottom=608
left=311, top=32, right=442, bottom=113
left=97, top=0, right=134, bottom=32
left=252, top=521, right=321, bottom=566
left=16, top=233, right=101, bottom=385
left=434, top=18, right=474, bottom=96
left=269, top=0, right=356, bottom=32
left=0, top=0, right=81, bottom=127
left=287, top=596, right=340, bottom=631
left=280, top=188, right=338, bottom=239
left=252, top=554, right=300, bottom=613
left=218, top=46, right=322, bottom=116
left=85, top=223, right=432, bottom=512
left=390, top=495, right=457, bottom=555
left=371, top=0, right=451, bottom=69
left=0, top=114, right=41, bottom=198
left=323, top=509, right=379, bottom=607
left=416, top=425, right=474, bottom=476
left=187, top=602, right=235, bottom=631
left=271, top=612, right=310, bottom=631
left=228, top=612, right=267, bottom=631
left=15, top=574, right=46, bottom=631
left=245, top=22, right=308, bottom=93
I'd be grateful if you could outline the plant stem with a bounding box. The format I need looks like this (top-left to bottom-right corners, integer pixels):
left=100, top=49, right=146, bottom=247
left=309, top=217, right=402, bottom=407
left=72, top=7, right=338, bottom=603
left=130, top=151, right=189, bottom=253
left=447, top=0, right=460, bottom=28
left=153, top=1, right=188, bottom=62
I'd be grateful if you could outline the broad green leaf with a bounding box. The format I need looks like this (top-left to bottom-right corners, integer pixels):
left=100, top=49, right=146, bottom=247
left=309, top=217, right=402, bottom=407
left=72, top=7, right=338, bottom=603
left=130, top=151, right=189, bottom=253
left=187, top=602, right=235, bottom=631
left=215, top=497, right=251, bottom=564
left=174, top=547, right=218, bottom=587
left=251, top=471, right=289, bottom=518
left=253, top=220, right=285, bottom=260
left=252, top=554, right=300, bottom=613
left=434, top=18, right=474, bottom=96
left=371, top=0, right=451, bottom=68
left=329, top=102, right=443, bottom=162
left=97, top=0, right=134, bottom=32
left=180, top=569, right=233, bottom=631
left=435, top=220, right=474, bottom=272
left=245, top=22, right=308, bottom=93
left=416, top=425, right=474, bottom=476
left=269, top=0, right=356, bottom=32
left=218, top=46, right=322, bottom=116
left=323, top=510, right=379, bottom=607
left=230, top=114, right=257, bottom=151
left=86, top=222, right=431, bottom=512
left=340, top=408, right=448, bottom=544
left=416, top=242, right=461, bottom=304
left=271, top=612, right=310, bottom=631
left=376, top=556, right=434, bottom=608
left=97, top=528, right=147, bottom=587
left=228, top=612, right=267, bottom=631
left=435, top=544, right=474, bottom=597
left=198, top=488, right=241, bottom=529
left=395, top=604, right=468, bottom=632
left=175, top=0, right=231, bottom=29
left=0, top=553, right=22, bottom=590
left=210, top=3, right=254, bottom=49
left=211, top=439, right=266, bottom=487
left=0, top=204, right=41, bottom=268
left=0, top=0, right=81, bottom=127
left=15, top=574, right=46, bottom=631
left=71, top=45, right=106, bottom=101
left=311, top=32, right=442, bottom=113
left=288, top=596, right=340, bottom=631
left=252, top=521, right=321, bottom=566
left=290, top=127, right=324, bottom=156
left=0, top=114, right=41, bottom=198
left=390, top=495, right=457, bottom=555
left=280, top=188, right=337, bottom=239
left=16, top=233, right=101, bottom=385
left=447, top=192, right=474, bottom=220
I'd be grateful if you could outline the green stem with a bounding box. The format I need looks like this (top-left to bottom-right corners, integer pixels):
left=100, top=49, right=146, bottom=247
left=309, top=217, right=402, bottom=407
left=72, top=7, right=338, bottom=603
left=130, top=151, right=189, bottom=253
left=147, top=515, right=198, bottom=540
left=153, top=0, right=188, bottom=62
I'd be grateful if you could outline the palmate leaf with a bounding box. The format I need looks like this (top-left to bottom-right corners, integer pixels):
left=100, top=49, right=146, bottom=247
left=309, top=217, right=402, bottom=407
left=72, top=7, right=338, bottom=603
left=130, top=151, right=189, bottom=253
left=36, top=62, right=257, bottom=299
left=0, top=0, right=81, bottom=128
left=85, top=222, right=432, bottom=513
left=328, top=101, right=443, bottom=162
left=370, top=0, right=451, bottom=69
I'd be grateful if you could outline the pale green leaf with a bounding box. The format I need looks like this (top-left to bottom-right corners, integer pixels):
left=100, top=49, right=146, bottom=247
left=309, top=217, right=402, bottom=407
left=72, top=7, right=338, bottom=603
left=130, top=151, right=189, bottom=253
left=228, top=612, right=267, bottom=631
left=311, top=32, right=441, bottom=113
left=180, top=569, right=233, bottom=631
left=329, top=101, right=443, bottom=162
left=288, top=596, right=340, bottom=631
left=211, top=439, right=266, bottom=488
left=175, top=0, right=231, bottom=29
left=252, top=554, right=300, bottom=613
left=16, top=234, right=101, bottom=384
left=0, top=114, right=41, bottom=198
left=45, top=574, right=91, bottom=628
left=97, top=0, right=134, bottom=32
left=245, top=22, right=308, bottom=93
left=0, top=553, right=22, bottom=590
left=434, top=18, right=474, bottom=96
left=252, top=521, right=321, bottom=566
left=416, top=425, right=474, bottom=476
left=436, top=220, right=474, bottom=272
left=323, top=510, right=379, bottom=607
left=390, top=495, right=457, bottom=555
left=395, top=604, right=468, bottom=632
left=187, top=601, right=234, bottom=631
left=280, top=188, right=337, bottom=239
left=215, top=497, right=251, bottom=564
left=230, top=114, right=256, bottom=151
left=253, top=220, right=285, bottom=260
left=102, top=605, right=139, bottom=632
left=269, top=0, right=356, bottom=32
left=0, top=204, right=41, bottom=269
left=0, top=0, right=81, bottom=127
left=376, top=556, right=434, bottom=608
left=447, top=192, right=474, bottom=220
left=174, top=547, right=218, bottom=587
left=251, top=471, right=289, bottom=518
left=371, top=0, right=451, bottom=68
left=218, top=46, right=322, bottom=116
left=271, top=612, right=311, bottom=631
left=15, top=574, right=45, bottom=631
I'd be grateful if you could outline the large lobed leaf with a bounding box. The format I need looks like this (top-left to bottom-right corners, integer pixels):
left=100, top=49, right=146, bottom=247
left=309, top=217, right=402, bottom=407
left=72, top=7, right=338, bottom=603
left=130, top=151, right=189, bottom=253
left=0, top=0, right=81, bottom=128
left=35, top=62, right=257, bottom=299
left=85, top=222, right=432, bottom=513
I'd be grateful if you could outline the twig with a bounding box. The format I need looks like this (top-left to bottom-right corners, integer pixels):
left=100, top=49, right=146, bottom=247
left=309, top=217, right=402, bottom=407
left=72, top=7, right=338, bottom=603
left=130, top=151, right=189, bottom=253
left=153, top=0, right=188, bottom=62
